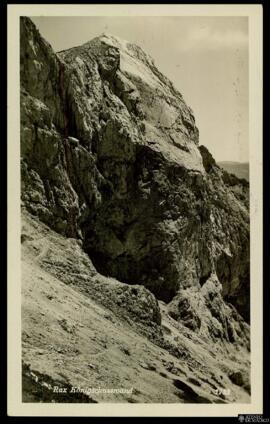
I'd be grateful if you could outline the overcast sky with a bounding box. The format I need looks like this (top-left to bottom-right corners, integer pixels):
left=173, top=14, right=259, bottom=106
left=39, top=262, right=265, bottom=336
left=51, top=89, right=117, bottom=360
left=31, top=16, right=249, bottom=163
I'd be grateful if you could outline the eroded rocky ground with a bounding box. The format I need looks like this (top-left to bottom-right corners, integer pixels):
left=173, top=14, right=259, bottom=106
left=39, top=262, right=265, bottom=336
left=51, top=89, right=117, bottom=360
left=22, top=210, right=250, bottom=403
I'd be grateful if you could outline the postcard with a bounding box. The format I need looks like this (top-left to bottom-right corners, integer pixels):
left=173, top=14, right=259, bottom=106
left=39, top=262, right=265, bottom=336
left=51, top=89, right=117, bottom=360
left=7, top=3, right=263, bottom=417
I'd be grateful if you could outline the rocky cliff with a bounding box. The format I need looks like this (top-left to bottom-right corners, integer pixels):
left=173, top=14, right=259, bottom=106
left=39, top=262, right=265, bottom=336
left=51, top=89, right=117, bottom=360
left=20, top=17, right=250, bottom=403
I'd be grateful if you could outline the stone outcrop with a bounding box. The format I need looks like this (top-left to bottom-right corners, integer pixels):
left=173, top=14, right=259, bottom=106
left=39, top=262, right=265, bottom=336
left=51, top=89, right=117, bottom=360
left=167, top=274, right=250, bottom=346
left=20, top=15, right=250, bottom=354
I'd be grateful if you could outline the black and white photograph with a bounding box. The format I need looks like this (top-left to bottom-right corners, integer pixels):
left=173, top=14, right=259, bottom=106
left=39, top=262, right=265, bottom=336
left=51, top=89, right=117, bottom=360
left=7, top=3, right=263, bottom=417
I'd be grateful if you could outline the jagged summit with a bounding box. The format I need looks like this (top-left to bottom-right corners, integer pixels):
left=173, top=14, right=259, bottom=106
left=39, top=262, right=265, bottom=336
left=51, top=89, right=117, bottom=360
left=72, top=31, right=156, bottom=66
left=58, top=31, right=202, bottom=171
left=60, top=30, right=176, bottom=96
left=94, top=32, right=130, bottom=48
left=57, top=32, right=130, bottom=55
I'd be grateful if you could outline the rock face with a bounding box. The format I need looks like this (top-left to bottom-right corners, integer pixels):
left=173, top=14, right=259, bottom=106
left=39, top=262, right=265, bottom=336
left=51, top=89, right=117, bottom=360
left=20, top=17, right=250, bottom=402
left=20, top=17, right=249, bottom=317
left=167, top=274, right=249, bottom=345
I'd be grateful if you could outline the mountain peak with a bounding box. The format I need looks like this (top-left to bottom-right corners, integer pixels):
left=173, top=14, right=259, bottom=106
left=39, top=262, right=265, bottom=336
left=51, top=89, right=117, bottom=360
left=99, top=32, right=129, bottom=47
left=83, top=32, right=156, bottom=68
left=82, top=32, right=129, bottom=52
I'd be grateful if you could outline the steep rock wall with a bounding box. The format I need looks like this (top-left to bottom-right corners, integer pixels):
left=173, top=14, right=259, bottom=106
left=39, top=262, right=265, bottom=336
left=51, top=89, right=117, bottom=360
left=20, top=17, right=250, bottom=322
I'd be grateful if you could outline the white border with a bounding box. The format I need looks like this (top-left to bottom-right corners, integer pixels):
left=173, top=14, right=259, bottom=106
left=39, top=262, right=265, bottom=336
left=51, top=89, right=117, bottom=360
left=7, top=4, right=263, bottom=417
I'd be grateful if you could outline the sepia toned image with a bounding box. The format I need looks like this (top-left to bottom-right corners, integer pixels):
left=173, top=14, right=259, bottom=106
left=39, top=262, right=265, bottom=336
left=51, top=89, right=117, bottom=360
left=7, top=4, right=263, bottom=416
